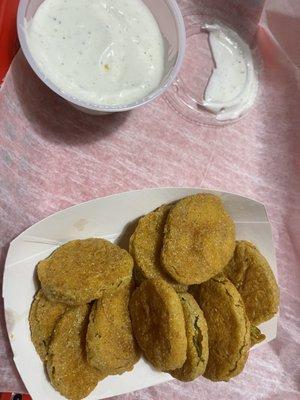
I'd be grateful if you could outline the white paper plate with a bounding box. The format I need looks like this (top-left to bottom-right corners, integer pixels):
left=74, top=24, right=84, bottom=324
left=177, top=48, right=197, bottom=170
left=2, top=187, right=278, bottom=400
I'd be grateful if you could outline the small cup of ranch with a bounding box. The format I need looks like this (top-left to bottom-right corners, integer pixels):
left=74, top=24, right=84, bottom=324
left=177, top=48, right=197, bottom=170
left=17, top=0, right=186, bottom=114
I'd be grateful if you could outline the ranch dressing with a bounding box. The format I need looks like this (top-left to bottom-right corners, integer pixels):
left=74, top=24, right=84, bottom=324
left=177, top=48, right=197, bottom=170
left=203, top=23, right=258, bottom=121
left=25, top=0, right=165, bottom=106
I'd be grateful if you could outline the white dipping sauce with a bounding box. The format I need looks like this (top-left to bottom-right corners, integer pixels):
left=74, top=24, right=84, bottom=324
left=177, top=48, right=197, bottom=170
left=203, top=23, right=258, bottom=121
left=26, top=0, right=165, bottom=106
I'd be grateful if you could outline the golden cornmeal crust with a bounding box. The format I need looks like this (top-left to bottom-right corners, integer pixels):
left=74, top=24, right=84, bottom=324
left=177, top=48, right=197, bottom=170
left=223, top=241, right=279, bottom=325
left=29, top=290, right=67, bottom=361
left=86, top=284, right=140, bottom=375
left=38, top=238, right=133, bottom=305
left=47, top=305, right=105, bottom=400
left=129, top=204, right=187, bottom=292
left=250, top=325, right=266, bottom=346
left=170, top=293, right=209, bottom=381
left=161, top=194, right=235, bottom=285
left=193, top=276, right=251, bottom=381
left=129, top=278, right=187, bottom=371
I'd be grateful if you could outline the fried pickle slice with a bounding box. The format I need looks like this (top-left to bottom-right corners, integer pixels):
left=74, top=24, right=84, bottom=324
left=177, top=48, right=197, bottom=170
left=193, top=276, right=251, bottom=381
left=129, top=204, right=187, bottom=292
left=86, top=283, right=139, bottom=375
left=29, top=290, right=67, bottom=361
left=170, top=293, right=209, bottom=381
left=162, top=194, right=235, bottom=285
left=129, top=278, right=187, bottom=371
left=47, top=305, right=104, bottom=400
left=38, top=238, right=133, bottom=305
left=223, top=241, right=279, bottom=325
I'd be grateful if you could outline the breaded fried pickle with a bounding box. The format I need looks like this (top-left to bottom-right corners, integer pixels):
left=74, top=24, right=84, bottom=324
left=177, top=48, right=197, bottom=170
left=86, top=284, right=139, bottom=375
left=130, top=204, right=187, bottom=292
left=129, top=279, right=187, bottom=371
left=170, top=293, right=209, bottom=381
left=193, top=276, right=251, bottom=381
left=162, top=194, right=235, bottom=285
left=223, top=241, right=279, bottom=325
left=47, top=305, right=104, bottom=400
left=38, top=238, right=133, bottom=305
left=29, top=290, right=67, bottom=361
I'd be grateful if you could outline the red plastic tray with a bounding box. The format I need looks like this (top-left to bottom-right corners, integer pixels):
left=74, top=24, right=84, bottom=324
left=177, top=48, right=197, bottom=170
left=0, top=0, right=20, bottom=83
left=0, top=394, right=31, bottom=400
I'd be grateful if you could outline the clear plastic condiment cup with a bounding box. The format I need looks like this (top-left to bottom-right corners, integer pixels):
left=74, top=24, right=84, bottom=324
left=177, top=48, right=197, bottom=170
left=17, top=0, right=186, bottom=114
